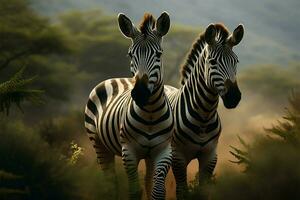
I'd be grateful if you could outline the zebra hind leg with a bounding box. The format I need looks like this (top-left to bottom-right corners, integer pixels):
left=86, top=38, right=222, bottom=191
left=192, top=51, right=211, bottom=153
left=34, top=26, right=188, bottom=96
left=94, top=139, right=119, bottom=200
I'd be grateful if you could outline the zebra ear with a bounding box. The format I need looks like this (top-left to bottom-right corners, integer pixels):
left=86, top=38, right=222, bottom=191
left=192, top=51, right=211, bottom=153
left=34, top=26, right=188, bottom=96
left=155, top=11, right=170, bottom=37
left=118, top=13, right=137, bottom=39
left=205, top=24, right=217, bottom=45
left=228, top=24, right=244, bottom=46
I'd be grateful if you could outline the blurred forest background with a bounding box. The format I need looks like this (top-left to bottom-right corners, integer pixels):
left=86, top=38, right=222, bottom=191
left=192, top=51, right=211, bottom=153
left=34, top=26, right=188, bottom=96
left=0, top=0, right=299, bottom=199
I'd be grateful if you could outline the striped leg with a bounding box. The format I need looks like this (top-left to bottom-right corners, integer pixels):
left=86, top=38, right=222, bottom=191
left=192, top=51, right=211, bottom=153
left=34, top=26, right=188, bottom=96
left=197, top=152, right=217, bottom=200
left=172, top=150, right=189, bottom=200
left=198, top=152, right=217, bottom=183
left=93, top=137, right=119, bottom=199
left=95, top=143, right=115, bottom=171
left=122, top=145, right=142, bottom=200
left=145, top=158, right=154, bottom=200
left=151, top=145, right=172, bottom=200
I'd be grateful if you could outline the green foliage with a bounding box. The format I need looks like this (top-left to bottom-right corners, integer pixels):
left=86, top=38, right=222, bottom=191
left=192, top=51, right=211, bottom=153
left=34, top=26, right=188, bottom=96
left=0, top=0, right=71, bottom=115
left=0, top=67, right=43, bottom=114
left=0, top=118, right=78, bottom=199
left=229, top=136, right=251, bottom=170
left=37, top=111, right=85, bottom=151
left=0, top=0, right=70, bottom=70
left=67, top=141, right=85, bottom=165
left=56, top=9, right=131, bottom=83
left=265, top=93, right=300, bottom=144
left=0, top=170, right=29, bottom=199
left=0, top=113, right=127, bottom=200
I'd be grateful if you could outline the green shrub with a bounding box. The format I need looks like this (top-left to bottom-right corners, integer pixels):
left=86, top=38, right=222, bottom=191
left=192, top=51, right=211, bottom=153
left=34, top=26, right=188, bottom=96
left=0, top=114, right=128, bottom=200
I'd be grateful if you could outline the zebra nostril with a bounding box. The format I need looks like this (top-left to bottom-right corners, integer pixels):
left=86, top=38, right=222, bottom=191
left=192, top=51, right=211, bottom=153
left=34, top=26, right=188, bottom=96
left=140, top=74, right=149, bottom=83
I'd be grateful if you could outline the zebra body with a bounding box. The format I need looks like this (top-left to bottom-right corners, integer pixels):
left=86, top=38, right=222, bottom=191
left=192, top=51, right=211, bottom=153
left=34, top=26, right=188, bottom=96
left=165, top=23, right=244, bottom=199
left=85, top=13, right=173, bottom=200
left=85, top=78, right=131, bottom=156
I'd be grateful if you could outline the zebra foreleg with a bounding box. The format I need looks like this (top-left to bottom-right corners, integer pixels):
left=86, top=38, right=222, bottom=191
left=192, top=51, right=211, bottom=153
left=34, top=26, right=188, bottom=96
left=145, top=158, right=154, bottom=200
left=151, top=145, right=172, bottom=200
left=122, top=145, right=142, bottom=200
left=172, top=151, right=189, bottom=200
left=197, top=152, right=218, bottom=200
left=198, top=153, right=217, bottom=184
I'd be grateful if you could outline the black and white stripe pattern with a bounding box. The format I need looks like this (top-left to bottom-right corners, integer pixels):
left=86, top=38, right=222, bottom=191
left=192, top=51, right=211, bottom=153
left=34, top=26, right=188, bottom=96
left=165, top=23, right=244, bottom=199
left=85, top=12, right=173, bottom=200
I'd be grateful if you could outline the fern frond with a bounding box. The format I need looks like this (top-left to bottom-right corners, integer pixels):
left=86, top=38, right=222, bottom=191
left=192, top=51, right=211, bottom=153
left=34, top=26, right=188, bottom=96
left=229, top=145, right=251, bottom=165
left=0, top=67, right=43, bottom=115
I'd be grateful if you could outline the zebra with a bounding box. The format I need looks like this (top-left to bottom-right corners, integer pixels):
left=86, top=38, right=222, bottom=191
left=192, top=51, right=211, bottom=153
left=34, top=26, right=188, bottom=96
left=164, top=23, right=244, bottom=199
left=84, top=12, right=174, bottom=200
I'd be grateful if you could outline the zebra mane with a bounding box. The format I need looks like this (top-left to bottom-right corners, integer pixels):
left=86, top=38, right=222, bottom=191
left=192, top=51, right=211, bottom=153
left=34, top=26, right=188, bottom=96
left=180, top=34, right=206, bottom=85
left=214, top=23, right=230, bottom=44
left=139, top=13, right=156, bottom=35
left=180, top=23, right=230, bottom=85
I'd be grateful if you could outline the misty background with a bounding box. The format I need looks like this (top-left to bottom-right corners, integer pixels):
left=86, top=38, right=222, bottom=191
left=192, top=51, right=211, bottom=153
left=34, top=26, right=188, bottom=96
left=1, top=0, right=300, bottom=199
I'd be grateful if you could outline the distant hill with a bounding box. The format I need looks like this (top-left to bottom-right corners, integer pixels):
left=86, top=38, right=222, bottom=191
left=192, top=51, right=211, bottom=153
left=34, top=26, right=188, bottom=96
left=30, top=0, right=300, bottom=68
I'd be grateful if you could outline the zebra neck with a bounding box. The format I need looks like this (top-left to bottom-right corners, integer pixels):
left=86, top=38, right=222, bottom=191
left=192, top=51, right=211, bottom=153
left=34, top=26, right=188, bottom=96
left=182, top=48, right=219, bottom=118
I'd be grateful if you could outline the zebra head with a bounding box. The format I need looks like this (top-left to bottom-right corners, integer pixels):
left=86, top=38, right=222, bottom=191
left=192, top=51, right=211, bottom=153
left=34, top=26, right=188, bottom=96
left=118, top=12, right=170, bottom=107
left=204, top=23, right=244, bottom=109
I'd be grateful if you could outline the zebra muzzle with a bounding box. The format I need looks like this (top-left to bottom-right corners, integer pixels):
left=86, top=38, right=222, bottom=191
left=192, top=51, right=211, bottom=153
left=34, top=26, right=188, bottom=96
left=131, top=75, right=151, bottom=107
left=221, top=80, right=241, bottom=109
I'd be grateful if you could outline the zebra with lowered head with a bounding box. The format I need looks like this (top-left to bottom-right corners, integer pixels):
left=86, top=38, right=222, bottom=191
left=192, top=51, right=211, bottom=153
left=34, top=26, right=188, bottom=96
left=84, top=12, right=174, bottom=200
left=165, top=23, right=244, bottom=199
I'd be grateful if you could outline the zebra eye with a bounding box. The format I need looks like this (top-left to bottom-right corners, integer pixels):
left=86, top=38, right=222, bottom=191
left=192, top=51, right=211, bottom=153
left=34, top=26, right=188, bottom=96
left=130, top=66, right=135, bottom=75
left=156, top=51, right=162, bottom=58
left=209, top=59, right=217, bottom=65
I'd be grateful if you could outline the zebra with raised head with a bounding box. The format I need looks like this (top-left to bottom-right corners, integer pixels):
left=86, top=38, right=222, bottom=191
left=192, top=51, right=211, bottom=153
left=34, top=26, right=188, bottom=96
left=84, top=12, right=174, bottom=200
left=165, top=23, right=244, bottom=199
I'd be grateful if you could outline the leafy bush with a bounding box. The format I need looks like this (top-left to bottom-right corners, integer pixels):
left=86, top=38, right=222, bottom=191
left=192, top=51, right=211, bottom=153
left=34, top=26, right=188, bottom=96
left=0, top=113, right=128, bottom=200
left=0, top=118, right=80, bottom=199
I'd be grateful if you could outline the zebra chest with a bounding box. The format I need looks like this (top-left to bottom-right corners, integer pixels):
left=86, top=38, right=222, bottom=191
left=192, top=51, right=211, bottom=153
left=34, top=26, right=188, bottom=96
left=120, top=106, right=173, bottom=147
left=176, top=120, right=220, bottom=134
left=130, top=111, right=164, bottom=133
left=174, top=109, right=221, bottom=137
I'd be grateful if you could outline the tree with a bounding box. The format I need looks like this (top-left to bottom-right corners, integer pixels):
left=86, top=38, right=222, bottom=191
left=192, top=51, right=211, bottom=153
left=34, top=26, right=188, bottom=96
left=0, top=0, right=70, bottom=114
